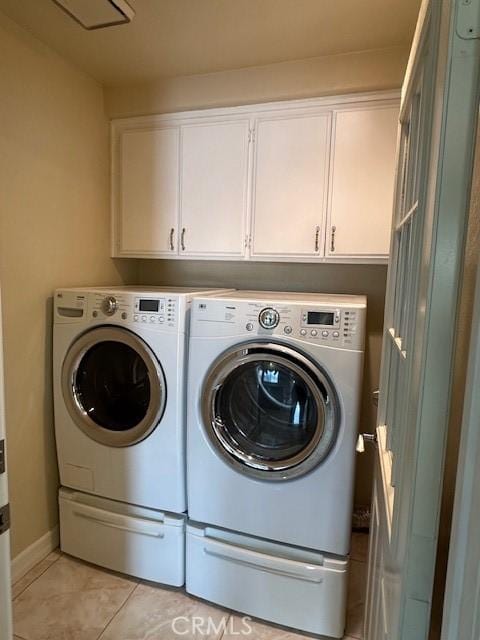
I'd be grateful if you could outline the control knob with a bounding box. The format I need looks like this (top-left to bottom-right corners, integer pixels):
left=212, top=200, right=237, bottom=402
left=102, top=295, right=118, bottom=316
left=258, top=307, right=280, bottom=330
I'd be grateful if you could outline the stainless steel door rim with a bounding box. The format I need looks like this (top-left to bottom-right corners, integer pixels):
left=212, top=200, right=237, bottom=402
left=62, top=326, right=166, bottom=447
left=202, top=341, right=340, bottom=480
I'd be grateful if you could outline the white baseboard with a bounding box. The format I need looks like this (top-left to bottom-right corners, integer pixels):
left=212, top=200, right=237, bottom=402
left=11, top=525, right=59, bottom=584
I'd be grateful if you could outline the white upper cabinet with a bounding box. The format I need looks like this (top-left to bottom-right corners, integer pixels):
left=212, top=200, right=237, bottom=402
left=250, top=112, right=330, bottom=258
left=114, top=127, right=180, bottom=256
left=111, top=92, right=399, bottom=263
left=179, top=119, right=250, bottom=257
left=326, top=104, right=399, bottom=259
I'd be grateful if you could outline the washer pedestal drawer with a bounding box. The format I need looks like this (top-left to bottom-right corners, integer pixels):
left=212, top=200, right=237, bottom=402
left=59, top=488, right=185, bottom=586
left=186, top=522, right=348, bottom=638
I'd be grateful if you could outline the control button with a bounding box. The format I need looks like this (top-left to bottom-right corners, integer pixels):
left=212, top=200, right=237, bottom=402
left=102, top=295, right=118, bottom=316
left=92, top=310, right=98, bottom=318
left=284, top=325, right=292, bottom=334
left=121, top=312, right=127, bottom=320
left=246, top=322, right=254, bottom=331
left=149, top=316, right=155, bottom=323
left=133, top=314, right=139, bottom=322
left=311, top=329, right=318, bottom=337
left=322, top=330, right=329, bottom=337
left=300, top=329, right=307, bottom=336
left=141, top=315, right=147, bottom=323
left=258, top=307, right=280, bottom=330
left=158, top=317, right=165, bottom=323
left=333, top=331, right=340, bottom=338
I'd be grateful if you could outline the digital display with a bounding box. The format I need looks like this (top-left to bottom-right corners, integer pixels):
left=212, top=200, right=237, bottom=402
left=139, top=299, right=159, bottom=312
left=307, top=311, right=335, bottom=326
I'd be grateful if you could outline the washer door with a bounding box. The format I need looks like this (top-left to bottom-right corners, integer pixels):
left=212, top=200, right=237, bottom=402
left=62, top=326, right=166, bottom=447
left=202, top=342, right=340, bottom=480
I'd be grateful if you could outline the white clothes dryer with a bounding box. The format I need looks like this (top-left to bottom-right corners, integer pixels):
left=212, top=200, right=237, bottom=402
left=186, top=290, right=366, bottom=635
left=187, top=290, right=367, bottom=556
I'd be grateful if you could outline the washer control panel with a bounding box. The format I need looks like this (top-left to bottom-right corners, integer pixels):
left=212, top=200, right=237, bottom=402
left=255, top=304, right=363, bottom=348
left=133, top=297, right=177, bottom=327
left=193, top=297, right=366, bottom=350
left=87, top=293, right=178, bottom=329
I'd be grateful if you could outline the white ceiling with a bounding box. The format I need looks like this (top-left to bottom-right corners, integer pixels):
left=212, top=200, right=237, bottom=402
left=0, top=0, right=420, bottom=86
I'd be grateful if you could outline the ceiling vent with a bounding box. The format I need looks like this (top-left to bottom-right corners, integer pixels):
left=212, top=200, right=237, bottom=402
left=52, top=0, right=135, bottom=30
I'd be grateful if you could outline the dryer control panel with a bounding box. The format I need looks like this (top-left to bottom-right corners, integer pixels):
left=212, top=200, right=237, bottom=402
left=89, top=294, right=178, bottom=329
left=192, top=296, right=366, bottom=351
left=54, top=289, right=182, bottom=332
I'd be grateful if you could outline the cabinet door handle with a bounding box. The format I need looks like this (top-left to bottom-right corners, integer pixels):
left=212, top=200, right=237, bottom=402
left=314, top=225, right=320, bottom=252
left=330, top=226, right=336, bottom=253
left=169, top=228, right=175, bottom=251
left=181, top=228, right=186, bottom=251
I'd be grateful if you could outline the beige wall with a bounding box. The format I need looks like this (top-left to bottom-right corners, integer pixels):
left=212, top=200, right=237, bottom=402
left=138, top=260, right=387, bottom=506
left=105, top=45, right=408, bottom=118
left=0, top=12, right=135, bottom=557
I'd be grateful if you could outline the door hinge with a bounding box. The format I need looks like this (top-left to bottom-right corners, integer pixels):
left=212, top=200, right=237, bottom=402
left=0, top=440, right=5, bottom=474
left=457, top=0, right=480, bottom=39
left=0, top=504, right=10, bottom=535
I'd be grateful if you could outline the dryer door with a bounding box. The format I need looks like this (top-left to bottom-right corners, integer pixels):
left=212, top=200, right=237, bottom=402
left=62, top=327, right=166, bottom=447
left=202, top=342, right=340, bottom=480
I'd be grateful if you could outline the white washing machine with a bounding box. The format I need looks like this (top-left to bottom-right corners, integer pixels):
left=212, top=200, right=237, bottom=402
left=186, top=290, right=366, bottom=636
left=53, top=285, right=231, bottom=585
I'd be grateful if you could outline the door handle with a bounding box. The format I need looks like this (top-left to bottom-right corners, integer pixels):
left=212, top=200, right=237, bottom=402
left=169, top=228, right=175, bottom=251
left=330, top=226, right=336, bottom=253
left=356, top=433, right=378, bottom=453
left=181, top=228, right=186, bottom=251
left=314, top=225, right=320, bottom=252
left=372, top=389, right=379, bottom=407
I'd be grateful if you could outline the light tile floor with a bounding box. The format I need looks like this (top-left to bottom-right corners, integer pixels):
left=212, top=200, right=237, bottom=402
left=12, top=533, right=368, bottom=640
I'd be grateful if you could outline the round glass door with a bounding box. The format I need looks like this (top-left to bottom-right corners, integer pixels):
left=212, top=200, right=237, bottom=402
left=202, top=342, right=339, bottom=480
left=62, top=327, right=166, bottom=447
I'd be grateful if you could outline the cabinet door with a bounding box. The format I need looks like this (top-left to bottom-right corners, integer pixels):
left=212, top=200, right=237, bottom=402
left=327, top=106, right=398, bottom=259
left=180, top=120, right=250, bottom=257
left=116, top=127, right=179, bottom=256
left=250, top=113, right=330, bottom=258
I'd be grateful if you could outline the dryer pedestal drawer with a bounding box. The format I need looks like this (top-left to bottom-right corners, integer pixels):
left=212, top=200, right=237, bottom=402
left=59, top=488, right=185, bottom=586
left=186, top=523, right=348, bottom=638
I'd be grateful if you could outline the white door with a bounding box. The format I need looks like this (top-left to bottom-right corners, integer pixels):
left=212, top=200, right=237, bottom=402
left=0, top=290, right=13, bottom=640
left=179, top=119, right=250, bottom=258
left=365, top=0, right=480, bottom=638
left=326, top=104, right=398, bottom=259
left=250, top=112, right=330, bottom=258
left=115, top=127, right=180, bottom=257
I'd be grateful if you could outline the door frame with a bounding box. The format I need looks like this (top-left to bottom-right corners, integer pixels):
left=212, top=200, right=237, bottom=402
left=441, top=234, right=480, bottom=639
left=0, top=288, right=13, bottom=640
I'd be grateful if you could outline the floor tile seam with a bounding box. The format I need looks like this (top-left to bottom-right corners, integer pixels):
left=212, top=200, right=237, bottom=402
left=217, top=612, right=233, bottom=640
left=95, top=581, right=141, bottom=640
left=13, top=551, right=63, bottom=601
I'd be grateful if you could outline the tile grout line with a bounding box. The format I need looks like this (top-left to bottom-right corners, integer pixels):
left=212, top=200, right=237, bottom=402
left=95, top=580, right=141, bottom=640
left=13, top=551, right=63, bottom=601
left=218, top=613, right=232, bottom=640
